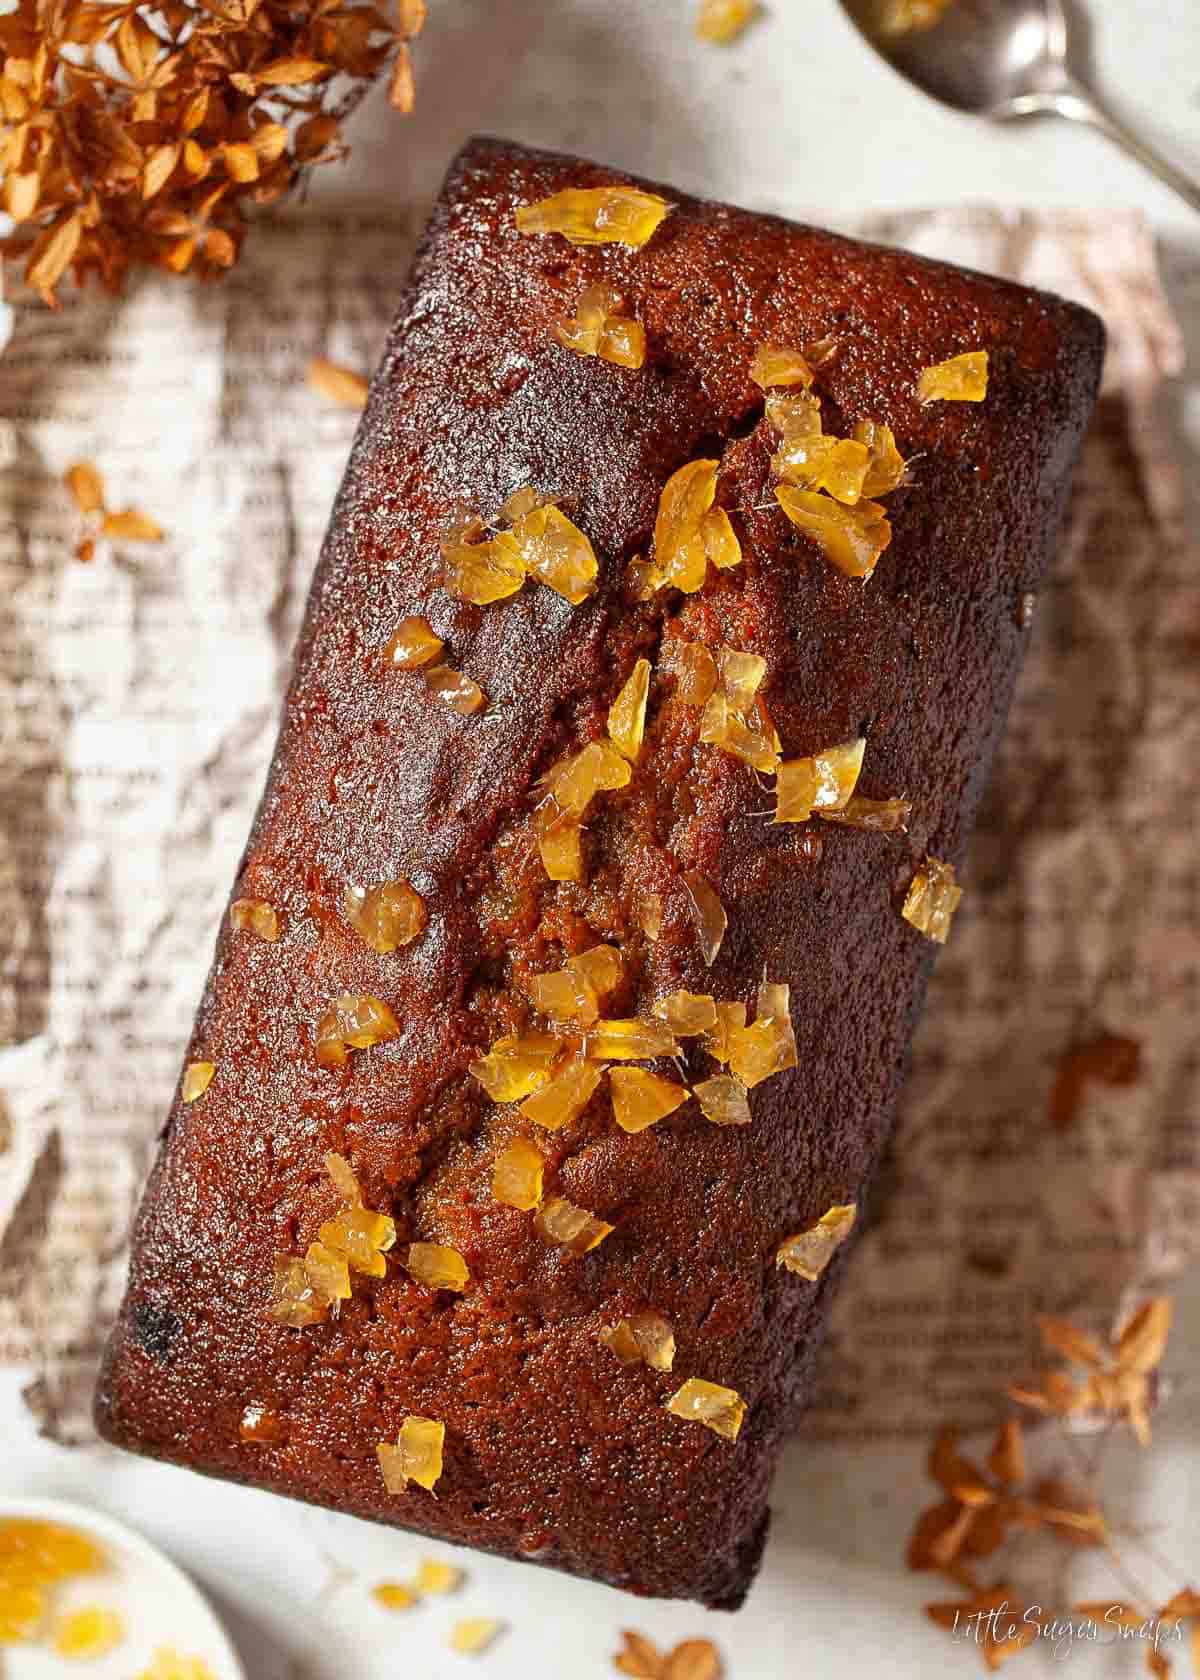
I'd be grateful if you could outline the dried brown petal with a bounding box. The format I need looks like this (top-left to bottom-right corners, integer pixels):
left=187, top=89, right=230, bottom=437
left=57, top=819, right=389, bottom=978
left=102, top=509, right=164, bottom=542
left=1115, top=1297, right=1171, bottom=1374
left=1035, top=1314, right=1106, bottom=1368
left=615, top=1631, right=664, bottom=1680
left=985, top=1418, right=1025, bottom=1490
left=665, top=1641, right=722, bottom=1680
left=65, top=462, right=105, bottom=515
left=305, top=356, right=370, bottom=409
left=388, top=42, right=415, bottom=112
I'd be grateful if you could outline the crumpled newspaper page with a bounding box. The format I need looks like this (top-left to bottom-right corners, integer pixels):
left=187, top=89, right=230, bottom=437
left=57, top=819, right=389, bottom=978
left=0, top=205, right=1193, bottom=1444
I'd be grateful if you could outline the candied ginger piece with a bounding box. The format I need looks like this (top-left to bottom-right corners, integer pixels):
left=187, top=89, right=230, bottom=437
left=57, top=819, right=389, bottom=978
left=470, top=1031, right=559, bottom=1101
left=304, top=1239, right=351, bottom=1303
left=230, top=896, right=280, bottom=941
left=515, top=186, right=672, bottom=249
left=775, top=738, right=866, bottom=823
left=777, top=1202, right=857, bottom=1279
left=674, top=640, right=719, bottom=706
left=598, top=316, right=647, bottom=370
left=325, top=1150, right=363, bottom=1205
left=320, top=1207, right=397, bottom=1278
left=902, top=856, right=963, bottom=944
left=535, top=1194, right=613, bottom=1254
left=639, top=891, right=664, bottom=941
left=385, top=615, right=444, bottom=669
left=415, top=1558, right=463, bottom=1594
left=373, top=1582, right=418, bottom=1611
left=585, top=1017, right=680, bottom=1061
left=769, top=391, right=872, bottom=503
left=600, top=1309, right=676, bottom=1370
left=749, top=343, right=813, bottom=389
left=269, top=1254, right=327, bottom=1327
left=315, top=993, right=400, bottom=1067
left=181, top=1060, right=214, bottom=1102
left=424, top=663, right=486, bottom=715
left=441, top=532, right=525, bottom=605
left=666, top=1377, right=746, bottom=1441
left=533, top=801, right=584, bottom=882
left=652, top=990, right=718, bottom=1036
left=696, top=0, right=760, bottom=41
left=882, top=0, right=954, bottom=31
left=529, top=965, right=600, bottom=1026
left=727, top=982, right=798, bottom=1088
left=509, top=503, right=598, bottom=605
left=343, top=879, right=427, bottom=953
left=407, top=1242, right=470, bottom=1292
left=610, top=1066, right=689, bottom=1133
left=568, top=943, right=623, bottom=998
left=818, top=794, right=912, bottom=832
left=54, top=1606, right=125, bottom=1659
left=378, top=1416, right=445, bottom=1494
left=544, top=740, right=632, bottom=816
left=626, top=555, right=664, bottom=600
left=520, top=1054, right=606, bottom=1130
left=493, top=1136, right=545, bottom=1210
left=239, top=1402, right=290, bottom=1443
left=718, top=647, right=766, bottom=713
left=854, top=419, right=908, bottom=498
left=449, top=1618, right=505, bottom=1655
left=554, top=283, right=647, bottom=371
left=682, top=870, right=727, bottom=967
left=698, top=691, right=781, bottom=773
left=917, top=349, right=989, bottom=404
left=703, top=1000, right=747, bottom=1065
left=608, top=656, right=651, bottom=761
left=694, top=1073, right=751, bottom=1126
left=654, top=459, right=718, bottom=593
left=775, top=485, right=892, bottom=580
left=702, top=505, right=742, bottom=571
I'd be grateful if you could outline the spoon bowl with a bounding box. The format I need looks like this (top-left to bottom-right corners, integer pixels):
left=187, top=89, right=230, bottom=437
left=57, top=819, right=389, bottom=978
left=838, top=0, right=1200, bottom=211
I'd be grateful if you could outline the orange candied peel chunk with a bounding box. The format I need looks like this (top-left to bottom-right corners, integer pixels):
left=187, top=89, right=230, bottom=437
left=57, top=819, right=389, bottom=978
left=315, top=992, right=400, bottom=1067
left=385, top=615, right=444, bottom=669
left=230, top=896, right=280, bottom=941
left=520, top=1054, right=606, bottom=1130
left=608, top=657, right=652, bottom=761
left=343, top=879, right=427, bottom=954
left=493, top=1136, right=546, bottom=1211
left=554, top=283, right=647, bottom=370
left=917, top=349, right=989, bottom=404
left=535, top=1194, right=613, bottom=1254
left=609, top=1066, right=689, bottom=1134
left=775, top=484, right=892, bottom=580
left=777, top=1202, right=857, bottom=1280
left=652, top=990, right=718, bottom=1036
left=423, top=663, right=486, bottom=715
left=600, top=1309, right=676, bottom=1370
left=584, top=1017, right=680, bottom=1062
left=818, top=794, right=912, bottom=832
left=696, top=0, right=761, bottom=41
left=470, top=1031, right=559, bottom=1102
left=682, top=870, right=727, bottom=967
left=727, top=979, right=798, bottom=1089
left=694, top=1073, right=751, bottom=1127
left=181, top=1060, right=214, bottom=1102
left=749, top=342, right=813, bottom=389
left=54, top=1605, right=125, bottom=1659
left=407, top=1241, right=470, bottom=1292
left=515, top=185, right=672, bottom=248
left=775, top=737, right=866, bottom=823
left=902, top=856, right=963, bottom=944
left=378, top=1415, right=445, bottom=1494
left=666, top=1377, right=747, bottom=1441
left=703, top=1000, right=748, bottom=1065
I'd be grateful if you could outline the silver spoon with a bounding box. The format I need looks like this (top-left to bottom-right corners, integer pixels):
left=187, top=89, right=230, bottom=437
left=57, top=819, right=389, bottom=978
left=839, top=0, right=1200, bottom=214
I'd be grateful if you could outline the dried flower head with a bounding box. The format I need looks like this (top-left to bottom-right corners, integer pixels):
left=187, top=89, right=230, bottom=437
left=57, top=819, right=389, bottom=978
left=1008, top=1298, right=1172, bottom=1447
left=1, top=0, right=427, bottom=301
left=614, top=1629, right=723, bottom=1679
left=64, top=460, right=164, bottom=559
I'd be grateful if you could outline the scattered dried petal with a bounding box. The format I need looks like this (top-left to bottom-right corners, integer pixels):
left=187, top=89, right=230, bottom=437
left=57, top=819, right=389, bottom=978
left=703, top=1001, right=747, bottom=1065
left=373, top=1581, right=418, bottom=1611
left=65, top=461, right=104, bottom=514
left=414, top=1558, right=463, bottom=1594
left=817, top=795, right=912, bottom=832
left=448, top=1618, right=504, bottom=1655
left=386, top=616, right=444, bottom=670
left=674, top=642, right=719, bottom=706
left=585, top=1018, right=680, bottom=1061
left=652, top=990, right=718, bottom=1036
left=307, top=357, right=369, bottom=409
left=102, top=508, right=164, bottom=541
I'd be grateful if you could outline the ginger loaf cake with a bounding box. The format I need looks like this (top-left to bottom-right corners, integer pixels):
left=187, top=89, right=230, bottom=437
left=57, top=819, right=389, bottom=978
left=96, top=136, right=1104, bottom=1608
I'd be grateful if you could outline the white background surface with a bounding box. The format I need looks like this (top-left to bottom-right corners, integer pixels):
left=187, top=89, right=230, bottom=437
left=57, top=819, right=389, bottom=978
left=4, top=2, right=1200, bottom=1676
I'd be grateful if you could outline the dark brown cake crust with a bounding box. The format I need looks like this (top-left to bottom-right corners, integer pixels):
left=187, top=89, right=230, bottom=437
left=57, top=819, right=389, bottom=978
left=95, top=137, right=1103, bottom=1608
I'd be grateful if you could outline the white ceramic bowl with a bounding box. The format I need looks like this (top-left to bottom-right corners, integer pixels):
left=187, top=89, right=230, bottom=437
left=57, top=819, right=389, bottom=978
left=0, top=1495, right=246, bottom=1679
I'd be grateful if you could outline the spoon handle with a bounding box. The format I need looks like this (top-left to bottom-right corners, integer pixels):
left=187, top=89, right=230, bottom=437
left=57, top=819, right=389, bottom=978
left=1038, top=74, right=1200, bottom=215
